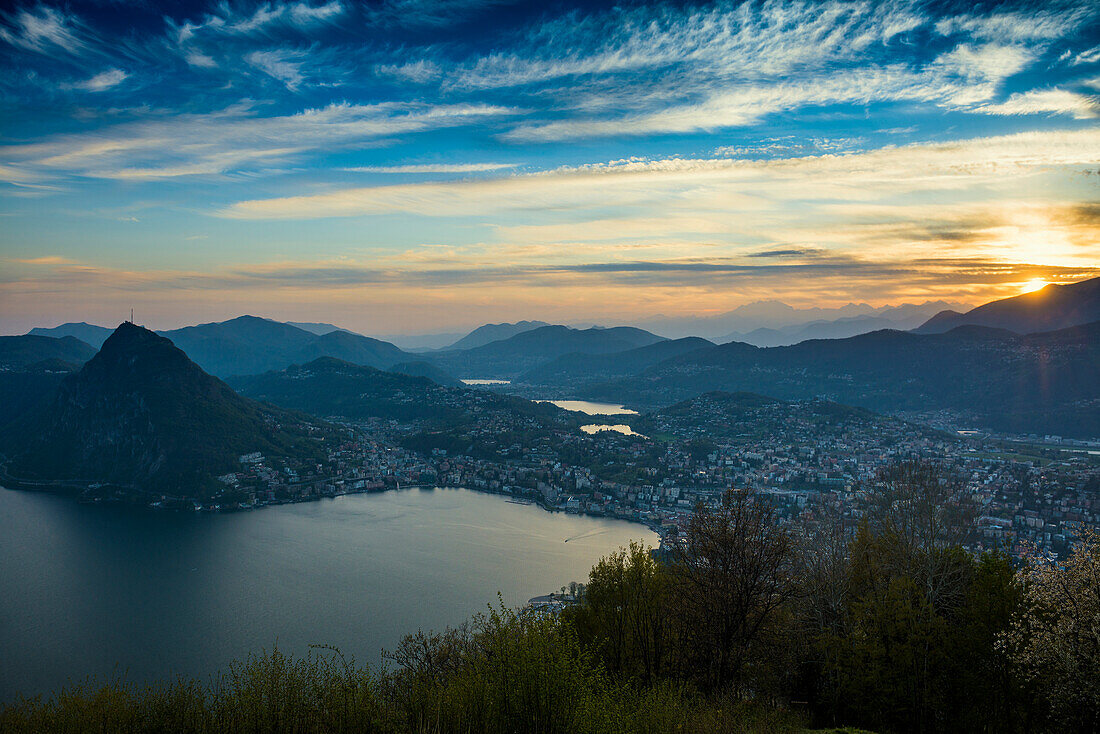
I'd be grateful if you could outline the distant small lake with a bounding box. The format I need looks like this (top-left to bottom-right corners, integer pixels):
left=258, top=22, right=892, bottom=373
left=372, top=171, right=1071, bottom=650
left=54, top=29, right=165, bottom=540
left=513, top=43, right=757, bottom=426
left=0, top=487, right=653, bottom=703
left=461, top=379, right=511, bottom=385
left=539, top=400, right=638, bottom=415
left=581, top=424, right=646, bottom=437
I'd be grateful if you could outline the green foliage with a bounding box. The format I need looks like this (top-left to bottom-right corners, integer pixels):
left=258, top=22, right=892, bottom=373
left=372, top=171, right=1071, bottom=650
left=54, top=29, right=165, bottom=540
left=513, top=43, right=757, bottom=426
left=0, top=646, right=393, bottom=733
left=568, top=541, right=672, bottom=685
left=0, top=621, right=805, bottom=734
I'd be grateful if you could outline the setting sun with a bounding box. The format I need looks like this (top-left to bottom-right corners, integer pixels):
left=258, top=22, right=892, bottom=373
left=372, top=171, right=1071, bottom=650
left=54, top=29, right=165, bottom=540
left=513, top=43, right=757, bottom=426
left=1022, top=278, right=1048, bottom=294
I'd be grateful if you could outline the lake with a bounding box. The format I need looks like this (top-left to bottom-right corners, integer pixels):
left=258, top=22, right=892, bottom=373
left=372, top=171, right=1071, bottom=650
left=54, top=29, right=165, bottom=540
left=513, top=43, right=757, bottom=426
left=581, top=424, right=647, bottom=437
left=0, top=487, right=653, bottom=703
left=538, top=400, right=638, bottom=415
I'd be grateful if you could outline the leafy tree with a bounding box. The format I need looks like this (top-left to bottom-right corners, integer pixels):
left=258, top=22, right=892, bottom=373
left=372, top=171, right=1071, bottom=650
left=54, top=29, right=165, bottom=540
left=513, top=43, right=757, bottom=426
left=1003, top=528, right=1100, bottom=732
left=670, top=488, right=796, bottom=693
left=569, top=541, right=671, bottom=685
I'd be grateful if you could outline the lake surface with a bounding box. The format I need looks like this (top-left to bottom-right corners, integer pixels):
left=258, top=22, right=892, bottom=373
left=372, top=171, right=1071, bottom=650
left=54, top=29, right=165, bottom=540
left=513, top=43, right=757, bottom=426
left=539, top=400, right=638, bottom=415
left=581, top=424, right=647, bottom=437
left=0, top=487, right=653, bottom=703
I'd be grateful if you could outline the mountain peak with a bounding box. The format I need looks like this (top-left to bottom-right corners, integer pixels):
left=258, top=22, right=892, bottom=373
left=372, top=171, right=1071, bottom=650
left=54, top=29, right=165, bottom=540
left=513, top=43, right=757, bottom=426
left=87, top=322, right=197, bottom=384
left=3, top=326, right=325, bottom=496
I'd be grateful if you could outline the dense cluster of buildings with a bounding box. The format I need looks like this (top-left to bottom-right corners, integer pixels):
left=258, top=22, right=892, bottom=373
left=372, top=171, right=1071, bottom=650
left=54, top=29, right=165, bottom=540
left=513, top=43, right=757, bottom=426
left=211, top=394, right=1100, bottom=561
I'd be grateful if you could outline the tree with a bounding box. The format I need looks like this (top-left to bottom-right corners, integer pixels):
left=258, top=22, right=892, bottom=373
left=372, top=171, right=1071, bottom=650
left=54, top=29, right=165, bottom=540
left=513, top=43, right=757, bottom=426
left=1003, top=528, right=1100, bottom=732
left=572, top=541, right=671, bottom=685
left=670, top=488, right=796, bottom=693
left=863, top=461, right=974, bottom=615
left=813, top=463, right=1024, bottom=733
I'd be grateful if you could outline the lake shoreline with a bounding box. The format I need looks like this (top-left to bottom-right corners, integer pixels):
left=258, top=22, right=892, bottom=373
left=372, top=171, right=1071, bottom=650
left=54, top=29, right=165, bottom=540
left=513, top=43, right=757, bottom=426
left=0, top=486, right=655, bottom=703
left=0, top=475, right=664, bottom=538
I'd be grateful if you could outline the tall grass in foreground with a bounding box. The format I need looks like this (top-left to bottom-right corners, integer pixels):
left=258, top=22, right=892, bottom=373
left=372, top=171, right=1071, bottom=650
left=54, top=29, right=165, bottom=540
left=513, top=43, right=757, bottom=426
left=0, top=605, right=806, bottom=734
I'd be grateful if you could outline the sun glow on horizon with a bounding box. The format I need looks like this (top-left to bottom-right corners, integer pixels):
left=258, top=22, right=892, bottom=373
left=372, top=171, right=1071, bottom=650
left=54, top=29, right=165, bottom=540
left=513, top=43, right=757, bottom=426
left=1022, top=278, right=1048, bottom=294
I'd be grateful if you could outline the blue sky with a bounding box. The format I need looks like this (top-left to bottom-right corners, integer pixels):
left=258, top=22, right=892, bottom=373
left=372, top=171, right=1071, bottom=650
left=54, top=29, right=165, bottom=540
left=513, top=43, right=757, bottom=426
left=1, top=0, right=1098, bottom=335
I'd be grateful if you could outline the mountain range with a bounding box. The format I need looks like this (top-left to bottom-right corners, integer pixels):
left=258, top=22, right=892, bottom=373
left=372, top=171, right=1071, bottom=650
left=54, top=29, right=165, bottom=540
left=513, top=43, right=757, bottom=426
left=634, top=300, right=969, bottom=341
left=9, top=276, right=1099, bottom=439
left=0, top=334, right=98, bottom=369
left=2, top=323, right=330, bottom=496
left=24, top=316, right=412, bottom=378
left=444, top=321, right=550, bottom=351
left=581, top=321, right=1100, bottom=437
left=518, top=336, right=714, bottom=388
left=429, top=325, right=668, bottom=379
left=914, top=278, right=1100, bottom=335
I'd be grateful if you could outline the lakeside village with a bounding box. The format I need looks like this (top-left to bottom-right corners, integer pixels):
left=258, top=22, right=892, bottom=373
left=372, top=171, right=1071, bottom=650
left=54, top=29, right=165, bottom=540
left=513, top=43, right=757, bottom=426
left=207, top=393, right=1100, bottom=563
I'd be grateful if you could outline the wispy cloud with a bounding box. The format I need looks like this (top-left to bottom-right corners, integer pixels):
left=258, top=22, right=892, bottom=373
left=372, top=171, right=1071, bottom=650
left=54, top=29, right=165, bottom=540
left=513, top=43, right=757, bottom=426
left=171, top=0, right=347, bottom=41
left=246, top=49, right=309, bottom=90
left=222, top=128, right=1100, bottom=219
left=4, top=101, right=521, bottom=180
left=974, top=89, right=1099, bottom=119
left=346, top=163, right=518, bottom=173
left=14, top=255, right=77, bottom=265
left=0, top=5, right=85, bottom=54
left=68, top=68, right=128, bottom=92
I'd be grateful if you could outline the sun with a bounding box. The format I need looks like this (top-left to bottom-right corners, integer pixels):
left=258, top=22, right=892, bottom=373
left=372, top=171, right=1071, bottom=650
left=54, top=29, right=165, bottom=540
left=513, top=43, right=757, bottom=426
left=1021, top=278, right=1048, bottom=294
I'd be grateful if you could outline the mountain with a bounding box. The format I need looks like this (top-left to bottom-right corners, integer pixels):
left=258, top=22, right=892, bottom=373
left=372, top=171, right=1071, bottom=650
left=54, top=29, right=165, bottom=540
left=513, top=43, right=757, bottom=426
left=158, top=315, right=409, bottom=377
left=0, top=357, right=81, bottom=431
left=23, top=316, right=412, bottom=376
left=2, top=323, right=327, bottom=496
left=296, top=328, right=409, bottom=368
left=639, top=300, right=968, bottom=339
left=583, top=322, right=1100, bottom=438
left=228, top=356, right=563, bottom=424
left=27, top=322, right=114, bottom=348
left=0, top=335, right=97, bottom=369
left=430, top=325, right=667, bottom=379
left=720, top=301, right=961, bottom=345
left=519, top=336, right=714, bottom=387
left=386, top=360, right=463, bottom=387
left=446, top=321, right=550, bottom=351
left=286, top=321, right=346, bottom=335
left=914, top=277, right=1100, bottom=335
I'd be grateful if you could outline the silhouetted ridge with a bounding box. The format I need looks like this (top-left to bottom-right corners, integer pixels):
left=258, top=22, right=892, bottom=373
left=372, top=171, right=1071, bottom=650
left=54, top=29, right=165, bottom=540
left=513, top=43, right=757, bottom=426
left=914, top=276, right=1100, bottom=334
left=3, top=323, right=324, bottom=496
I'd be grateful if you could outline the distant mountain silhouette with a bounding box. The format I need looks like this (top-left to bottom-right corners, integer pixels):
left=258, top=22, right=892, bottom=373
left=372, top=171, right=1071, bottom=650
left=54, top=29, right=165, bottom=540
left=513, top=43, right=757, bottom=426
left=159, top=315, right=409, bottom=377
left=446, top=321, right=550, bottom=350
left=0, top=334, right=97, bottom=368
left=640, top=300, right=967, bottom=339
left=27, top=322, right=113, bottom=348
left=430, top=325, right=667, bottom=379
left=22, top=316, right=413, bottom=378
left=723, top=305, right=955, bottom=347
left=914, top=277, right=1100, bottom=334
left=520, top=336, right=713, bottom=386
left=3, top=323, right=326, bottom=496
left=583, top=322, right=1100, bottom=437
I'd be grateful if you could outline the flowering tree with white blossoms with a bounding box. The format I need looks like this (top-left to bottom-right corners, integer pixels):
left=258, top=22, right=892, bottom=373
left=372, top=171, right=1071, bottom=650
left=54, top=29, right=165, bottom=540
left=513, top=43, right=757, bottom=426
left=1002, top=528, right=1100, bottom=732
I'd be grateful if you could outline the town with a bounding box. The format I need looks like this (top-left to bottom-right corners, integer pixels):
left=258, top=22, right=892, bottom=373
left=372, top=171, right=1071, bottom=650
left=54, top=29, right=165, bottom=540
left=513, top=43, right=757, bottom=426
left=209, top=390, right=1100, bottom=563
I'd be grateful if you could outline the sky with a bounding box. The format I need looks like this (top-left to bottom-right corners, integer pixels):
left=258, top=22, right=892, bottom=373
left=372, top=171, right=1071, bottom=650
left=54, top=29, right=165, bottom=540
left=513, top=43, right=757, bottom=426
left=1, top=0, right=1098, bottom=336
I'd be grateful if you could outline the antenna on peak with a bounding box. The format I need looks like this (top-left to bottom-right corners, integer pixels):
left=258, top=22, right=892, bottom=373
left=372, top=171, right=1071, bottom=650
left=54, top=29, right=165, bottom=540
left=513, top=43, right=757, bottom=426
left=130, top=308, right=134, bottom=324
